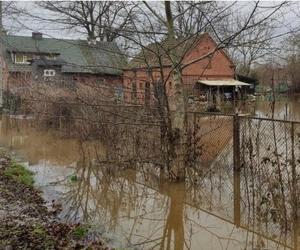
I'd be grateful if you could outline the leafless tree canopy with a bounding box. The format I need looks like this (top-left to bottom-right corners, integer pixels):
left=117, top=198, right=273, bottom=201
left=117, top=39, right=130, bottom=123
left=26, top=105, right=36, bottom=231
left=35, top=1, right=137, bottom=42
left=1, top=1, right=300, bottom=180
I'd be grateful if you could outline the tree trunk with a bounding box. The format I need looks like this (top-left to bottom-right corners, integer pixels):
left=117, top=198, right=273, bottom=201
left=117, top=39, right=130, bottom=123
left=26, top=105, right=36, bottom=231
left=165, top=1, right=187, bottom=181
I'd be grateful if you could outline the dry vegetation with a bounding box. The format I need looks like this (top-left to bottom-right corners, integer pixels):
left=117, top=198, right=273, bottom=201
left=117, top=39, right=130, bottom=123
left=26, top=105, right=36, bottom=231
left=0, top=150, right=110, bottom=249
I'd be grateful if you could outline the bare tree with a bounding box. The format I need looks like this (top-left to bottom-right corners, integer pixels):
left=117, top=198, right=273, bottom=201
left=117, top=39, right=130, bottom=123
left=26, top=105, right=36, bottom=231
left=3, top=1, right=294, bottom=182
left=0, top=1, right=15, bottom=30
left=35, top=1, right=137, bottom=42
left=286, top=33, right=300, bottom=91
left=172, top=1, right=231, bottom=38
left=121, top=1, right=291, bottom=180
left=231, top=17, right=275, bottom=77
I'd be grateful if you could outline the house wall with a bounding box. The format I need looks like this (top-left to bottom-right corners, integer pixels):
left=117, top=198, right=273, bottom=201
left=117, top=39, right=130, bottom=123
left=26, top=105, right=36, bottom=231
left=3, top=47, right=123, bottom=91
left=6, top=68, right=123, bottom=104
left=0, top=38, right=9, bottom=107
left=7, top=72, right=32, bottom=92
left=71, top=73, right=124, bottom=102
left=123, top=34, right=235, bottom=105
left=32, top=65, right=63, bottom=85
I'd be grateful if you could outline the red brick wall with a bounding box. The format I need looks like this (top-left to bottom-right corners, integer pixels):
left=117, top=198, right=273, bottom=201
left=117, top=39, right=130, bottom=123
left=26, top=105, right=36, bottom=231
left=6, top=71, right=122, bottom=93
left=72, top=74, right=123, bottom=102
left=123, top=34, right=235, bottom=105
left=0, top=55, right=9, bottom=91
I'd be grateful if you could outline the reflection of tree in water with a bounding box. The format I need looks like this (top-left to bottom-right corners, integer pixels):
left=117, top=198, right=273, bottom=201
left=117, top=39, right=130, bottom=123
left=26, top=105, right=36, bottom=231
left=59, top=149, right=235, bottom=249
left=159, top=182, right=185, bottom=250
left=59, top=142, right=186, bottom=248
left=58, top=136, right=296, bottom=249
left=62, top=144, right=139, bottom=227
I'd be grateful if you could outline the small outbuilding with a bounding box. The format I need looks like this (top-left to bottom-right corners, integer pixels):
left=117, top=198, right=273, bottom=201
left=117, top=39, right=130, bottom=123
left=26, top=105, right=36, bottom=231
left=195, top=79, right=251, bottom=109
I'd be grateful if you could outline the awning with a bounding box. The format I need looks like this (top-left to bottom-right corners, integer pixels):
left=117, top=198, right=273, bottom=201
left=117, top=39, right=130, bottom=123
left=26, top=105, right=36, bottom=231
left=197, top=80, right=251, bottom=86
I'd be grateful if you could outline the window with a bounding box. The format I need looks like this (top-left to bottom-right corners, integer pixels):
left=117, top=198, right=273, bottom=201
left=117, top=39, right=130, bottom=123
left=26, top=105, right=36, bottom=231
left=14, top=53, right=33, bottom=64
left=46, top=54, right=57, bottom=60
left=15, top=54, right=23, bottom=63
left=14, top=53, right=58, bottom=64
left=144, top=82, right=151, bottom=105
left=26, top=54, right=33, bottom=62
left=15, top=54, right=26, bottom=64
left=44, top=69, right=56, bottom=77
left=139, top=82, right=143, bottom=89
left=114, top=85, right=124, bottom=103
left=131, top=82, right=137, bottom=100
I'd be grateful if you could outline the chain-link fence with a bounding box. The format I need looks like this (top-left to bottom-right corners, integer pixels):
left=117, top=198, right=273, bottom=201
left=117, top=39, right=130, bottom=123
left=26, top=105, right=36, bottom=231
left=188, top=112, right=300, bottom=249
left=239, top=116, right=299, bottom=249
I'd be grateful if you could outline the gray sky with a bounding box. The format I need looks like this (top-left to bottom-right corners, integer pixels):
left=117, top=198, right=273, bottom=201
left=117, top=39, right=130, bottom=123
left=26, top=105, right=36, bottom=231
left=3, top=1, right=84, bottom=39
left=3, top=1, right=299, bottom=40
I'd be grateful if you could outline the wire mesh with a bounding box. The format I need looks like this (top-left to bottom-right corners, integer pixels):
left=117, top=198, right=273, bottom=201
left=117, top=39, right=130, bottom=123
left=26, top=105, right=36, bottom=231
left=188, top=112, right=299, bottom=249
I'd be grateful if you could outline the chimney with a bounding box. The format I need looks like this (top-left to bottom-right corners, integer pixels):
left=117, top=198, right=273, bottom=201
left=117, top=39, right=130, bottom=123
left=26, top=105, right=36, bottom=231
left=32, top=32, right=43, bottom=40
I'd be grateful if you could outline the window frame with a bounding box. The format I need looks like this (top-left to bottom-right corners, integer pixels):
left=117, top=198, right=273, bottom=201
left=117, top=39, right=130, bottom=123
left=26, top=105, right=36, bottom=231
left=14, top=53, right=32, bottom=64
left=43, top=69, right=56, bottom=77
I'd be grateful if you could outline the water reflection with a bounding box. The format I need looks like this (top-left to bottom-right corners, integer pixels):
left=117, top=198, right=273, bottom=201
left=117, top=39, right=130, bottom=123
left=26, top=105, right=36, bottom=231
left=0, top=101, right=299, bottom=249
left=218, top=97, right=300, bottom=120
left=254, top=98, right=300, bottom=120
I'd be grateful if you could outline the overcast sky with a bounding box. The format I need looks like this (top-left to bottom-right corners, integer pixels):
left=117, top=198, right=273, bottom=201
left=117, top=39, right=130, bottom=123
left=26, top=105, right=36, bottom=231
left=3, top=1, right=83, bottom=39
left=2, top=1, right=299, bottom=41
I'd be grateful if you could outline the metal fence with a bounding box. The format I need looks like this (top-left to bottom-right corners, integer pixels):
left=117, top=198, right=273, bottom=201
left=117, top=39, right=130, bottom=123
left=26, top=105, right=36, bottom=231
left=188, top=112, right=300, bottom=249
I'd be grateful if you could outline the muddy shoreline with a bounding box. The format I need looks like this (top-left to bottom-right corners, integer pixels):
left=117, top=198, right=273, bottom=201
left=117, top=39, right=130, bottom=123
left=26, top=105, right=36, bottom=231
left=0, top=150, right=109, bottom=250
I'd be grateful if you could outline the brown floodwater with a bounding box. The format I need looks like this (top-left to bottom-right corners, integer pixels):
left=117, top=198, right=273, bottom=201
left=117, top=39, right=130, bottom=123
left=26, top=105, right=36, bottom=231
left=0, top=100, right=299, bottom=250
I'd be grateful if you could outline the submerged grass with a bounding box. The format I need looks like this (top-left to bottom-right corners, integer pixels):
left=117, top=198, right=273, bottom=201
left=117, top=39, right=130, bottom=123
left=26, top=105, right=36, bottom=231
left=72, top=224, right=90, bottom=239
left=4, top=161, right=34, bottom=186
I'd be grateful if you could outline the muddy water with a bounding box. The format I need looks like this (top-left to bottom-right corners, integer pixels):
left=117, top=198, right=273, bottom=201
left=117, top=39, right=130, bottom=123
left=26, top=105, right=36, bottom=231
left=224, top=95, right=300, bottom=120
left=0, top=100, right=299, bottom=250
left=254, top=97, right=300, bottom=120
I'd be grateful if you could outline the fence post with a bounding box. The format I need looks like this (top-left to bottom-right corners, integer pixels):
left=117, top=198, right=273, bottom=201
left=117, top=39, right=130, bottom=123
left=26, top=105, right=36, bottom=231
left=59, top=103, right=62, bottom=134
left=193, top=112, right=196, bottom=160
left=233, top=113, right=241, bottom=227
left=291, top=122, right=299, bottom=250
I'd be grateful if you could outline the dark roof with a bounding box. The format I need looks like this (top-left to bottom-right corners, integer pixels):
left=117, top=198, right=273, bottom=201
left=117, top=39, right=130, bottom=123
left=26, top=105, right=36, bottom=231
left=2, top=34, right=126, bottom=75
left=31, top=58, right=65, bottom=66
left=236, top=74, right=259, bottom=85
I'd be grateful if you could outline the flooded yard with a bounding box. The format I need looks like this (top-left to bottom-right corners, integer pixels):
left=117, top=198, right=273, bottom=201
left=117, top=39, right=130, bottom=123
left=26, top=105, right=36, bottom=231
left=0, top=100, right=299, bottom=250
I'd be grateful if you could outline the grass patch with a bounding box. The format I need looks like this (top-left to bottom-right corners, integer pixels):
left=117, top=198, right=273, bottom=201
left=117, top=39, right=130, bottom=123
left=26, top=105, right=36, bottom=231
left=72, top=225, right=89, bottom=239
left=32, top=224, right=46, bottom=236
left=4, top=161, right=34, bottom=186
left=69, top=174, right=78, bottom=182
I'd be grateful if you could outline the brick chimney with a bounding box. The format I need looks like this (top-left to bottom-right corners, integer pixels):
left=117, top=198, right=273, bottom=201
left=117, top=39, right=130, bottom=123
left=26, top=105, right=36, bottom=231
left=32, top=32, right=43, bottom=40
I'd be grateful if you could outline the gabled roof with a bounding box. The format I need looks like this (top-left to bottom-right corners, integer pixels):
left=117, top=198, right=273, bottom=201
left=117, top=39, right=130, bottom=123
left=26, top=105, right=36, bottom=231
left=2, top=34, right=126, bottom=75
left=127, top=33, right=234, bottom=70
left=127, top=34, right=203, bottom=69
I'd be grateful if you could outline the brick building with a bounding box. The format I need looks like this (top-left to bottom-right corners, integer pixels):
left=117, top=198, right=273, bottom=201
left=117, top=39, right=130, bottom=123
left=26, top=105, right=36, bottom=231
left=0, top=32, right=126, bottom=106
left=123, top=33, right=249, bottom=106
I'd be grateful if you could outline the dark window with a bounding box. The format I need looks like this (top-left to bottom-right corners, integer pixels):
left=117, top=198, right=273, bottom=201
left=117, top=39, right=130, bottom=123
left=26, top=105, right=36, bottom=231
left=131, top=82, right=137, bottom=100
